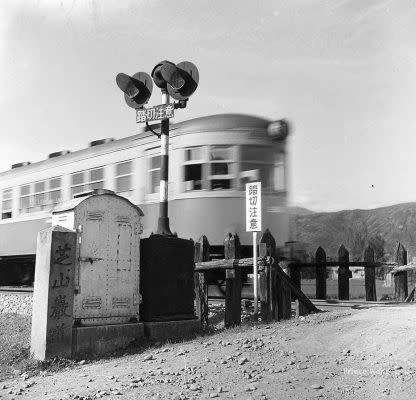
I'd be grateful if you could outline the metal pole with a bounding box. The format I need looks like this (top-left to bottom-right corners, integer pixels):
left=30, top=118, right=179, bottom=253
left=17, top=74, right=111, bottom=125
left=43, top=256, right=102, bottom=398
left=253, top=231, right=258, bottom=314
left=155, top=90, right=173, bottom=235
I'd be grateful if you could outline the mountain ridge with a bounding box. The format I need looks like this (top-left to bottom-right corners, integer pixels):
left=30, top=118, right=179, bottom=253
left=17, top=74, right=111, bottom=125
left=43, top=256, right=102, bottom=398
left=293, top=202, right=416, bottom=261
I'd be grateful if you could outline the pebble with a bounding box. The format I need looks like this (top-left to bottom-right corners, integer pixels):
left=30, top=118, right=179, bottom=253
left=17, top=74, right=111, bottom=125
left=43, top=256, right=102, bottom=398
left=144, top=354, right=155, bottom=361
left=238, top=357, right=248, bottom=365
left=311, top=384, right=323, bottom=390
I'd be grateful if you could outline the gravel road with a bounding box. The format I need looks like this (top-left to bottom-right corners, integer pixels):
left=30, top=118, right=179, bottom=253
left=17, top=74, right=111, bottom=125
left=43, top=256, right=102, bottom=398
left=2, top=303, right=416, bottom=400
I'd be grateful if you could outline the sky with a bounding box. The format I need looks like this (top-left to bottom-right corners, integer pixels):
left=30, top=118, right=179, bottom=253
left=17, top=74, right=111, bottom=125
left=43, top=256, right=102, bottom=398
left=0, top=0, right=415, bottom=212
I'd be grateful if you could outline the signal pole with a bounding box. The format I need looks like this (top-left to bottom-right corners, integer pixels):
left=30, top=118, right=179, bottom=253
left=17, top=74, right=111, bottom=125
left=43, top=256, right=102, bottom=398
left=156, top=90, right=173, bottom=235
left=116, top=60, right=199, bottom=236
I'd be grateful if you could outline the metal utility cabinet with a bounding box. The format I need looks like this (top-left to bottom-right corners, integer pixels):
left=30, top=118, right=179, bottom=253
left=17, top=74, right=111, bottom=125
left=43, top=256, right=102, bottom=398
left=51, top=189, right=143, bottom=326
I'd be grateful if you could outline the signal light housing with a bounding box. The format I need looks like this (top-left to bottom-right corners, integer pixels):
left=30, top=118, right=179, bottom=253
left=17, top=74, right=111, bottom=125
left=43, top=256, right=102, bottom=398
left=116, top=71, right=153, bottom=109
left=151, top=60, right=199, bottom=101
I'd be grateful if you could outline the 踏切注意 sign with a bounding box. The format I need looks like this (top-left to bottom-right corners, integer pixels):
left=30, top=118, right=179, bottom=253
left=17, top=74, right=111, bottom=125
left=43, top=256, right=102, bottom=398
left=246, top=182, right=262, bottom=232
left=136, top=104, right=174, bottom=123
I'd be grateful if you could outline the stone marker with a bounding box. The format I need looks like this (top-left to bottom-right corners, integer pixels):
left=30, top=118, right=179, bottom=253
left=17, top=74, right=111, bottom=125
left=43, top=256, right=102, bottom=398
left=30, top=226, right=76, bottom=360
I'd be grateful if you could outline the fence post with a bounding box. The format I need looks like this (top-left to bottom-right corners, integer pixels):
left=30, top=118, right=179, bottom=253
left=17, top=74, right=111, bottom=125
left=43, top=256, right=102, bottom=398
left=364, top=245, right=376, bottom=301
left=295, top=299, right=308, bottom=317
left=194, top=235, right=210, bottom=328
left=289, top=264, right=301, bottom=295
left=275, top=260, right=292, bottom=320
left=394, top=243, right=408, bottom=301
left=338, top=245, right=350, bottom=300
left=315, top=246, right=327, bottom=300
left=224, top=233, right=242, bottom=328
left=259, top=229, right=276, bottom=321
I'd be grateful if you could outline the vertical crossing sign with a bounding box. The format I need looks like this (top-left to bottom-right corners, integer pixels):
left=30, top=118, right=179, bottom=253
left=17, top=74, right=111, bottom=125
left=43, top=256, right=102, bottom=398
left=246, top=181, right=262, bottom=315
left=246, top=182, right=262, bottom=232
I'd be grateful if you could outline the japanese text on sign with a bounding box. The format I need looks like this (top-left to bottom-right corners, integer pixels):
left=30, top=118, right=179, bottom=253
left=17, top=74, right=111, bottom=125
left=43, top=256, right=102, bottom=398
left=246, top=182, right=262, bottom=232
left=136, top=104, right=175, bottom=123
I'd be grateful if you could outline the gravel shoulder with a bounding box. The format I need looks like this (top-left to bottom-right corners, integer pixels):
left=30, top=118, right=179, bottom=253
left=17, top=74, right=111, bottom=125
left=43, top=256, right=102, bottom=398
left=2, top=303, right=416, bottom=400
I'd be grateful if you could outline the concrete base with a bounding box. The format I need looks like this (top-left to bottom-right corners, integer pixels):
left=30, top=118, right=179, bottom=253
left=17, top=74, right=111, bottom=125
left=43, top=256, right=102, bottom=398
left=143, top=319, right=201, bottom=342
left=72, top=322, right=144, bottom=357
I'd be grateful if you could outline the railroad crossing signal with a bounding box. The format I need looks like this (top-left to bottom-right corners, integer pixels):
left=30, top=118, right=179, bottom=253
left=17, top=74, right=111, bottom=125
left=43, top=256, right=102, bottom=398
left=116, top=59, right=199, bottom=236
left=151, top=60, right=199, bottom=101
left=115, top=71, right=153, bottom=109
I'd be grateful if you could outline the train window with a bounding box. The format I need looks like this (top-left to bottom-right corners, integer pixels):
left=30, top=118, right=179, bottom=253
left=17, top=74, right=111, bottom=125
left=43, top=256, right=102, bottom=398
left=19, top=185, right=31, bottom=213
left=116, top=161, right=132, bottom=176
left=49, top=190, right=62, bottom=203
left=148, top=156, right=160, bottom=193
left=184, top=164, right=202, bottom=190
left=240, top=146, right=273, bottom=189
left=115, top=161, right=133, bottom=195
left=71, top=172, right=84, bottom=186
left=20, top=185, right=30, bottom=196
left=49, top=177, right=61, bottom=190
left=90, top=168, right=104, bottom=182
left=71, top=168, right=105, bottom=197
left=32, top=180, right=49, bottom=210
left=208, top=146, right=234, bottom=190
left=34, top=181, right=45, bottom=193
left=184, top=147, right=204, bottom=191
left=185, top=148, right=203, bottom=162
left=91, top=181, right=104, bottom=190
left=240, top=162, right=271, bottom=187
left=71, top=172, right=85, bottom=196
left=241, top=146, right=272, bottom=162
left=48, top=177, right=62, bottom=205
left=210, top=146, right=231, bottom=161
left=71, top=185, right=85, bottom=196
left=116, top=175, right=131, bottom=192
left=19, top=194, right=31, bottom=212
left=2, top=212, right=12, bottom=219
left=34, top=193, right=46, bottom=207
left=1, top=188, right=13, bottom=219
left=89, top=168, right=105, bottom=190
left=274, top=162, right=285, bottom=191
left=212, top=162, right=230, bottom=175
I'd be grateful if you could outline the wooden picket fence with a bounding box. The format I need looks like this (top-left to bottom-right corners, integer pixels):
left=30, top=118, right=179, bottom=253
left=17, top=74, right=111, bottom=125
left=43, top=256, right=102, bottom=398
left=192, top=230, right=416, bottom=329
left=193, top=230, right=318, bottom=329
left=288, top=242, right=409, bottom=302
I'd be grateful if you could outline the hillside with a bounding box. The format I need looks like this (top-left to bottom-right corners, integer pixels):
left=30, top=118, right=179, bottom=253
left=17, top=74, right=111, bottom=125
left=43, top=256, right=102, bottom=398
left=293, top=202, right=416, bottom=261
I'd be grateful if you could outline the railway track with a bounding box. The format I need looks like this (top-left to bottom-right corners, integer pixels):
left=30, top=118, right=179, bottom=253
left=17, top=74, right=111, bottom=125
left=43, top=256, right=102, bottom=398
left=0, top=286, right=33, bottom=294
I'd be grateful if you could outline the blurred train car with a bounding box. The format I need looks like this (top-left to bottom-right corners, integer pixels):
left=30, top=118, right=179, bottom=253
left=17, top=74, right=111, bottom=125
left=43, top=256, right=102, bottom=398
left=0, top=113, right=290, bottom=285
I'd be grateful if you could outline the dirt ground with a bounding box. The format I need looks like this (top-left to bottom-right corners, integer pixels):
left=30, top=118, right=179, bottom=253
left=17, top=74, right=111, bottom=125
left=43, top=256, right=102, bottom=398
left=2, top=303, right=416, bottom=400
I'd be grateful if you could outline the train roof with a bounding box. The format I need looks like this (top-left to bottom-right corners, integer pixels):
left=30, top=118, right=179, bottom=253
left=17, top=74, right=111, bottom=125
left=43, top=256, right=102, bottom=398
left=172, top=113, right=271, bottom=133
left=0, top=113, right=273, bottom=176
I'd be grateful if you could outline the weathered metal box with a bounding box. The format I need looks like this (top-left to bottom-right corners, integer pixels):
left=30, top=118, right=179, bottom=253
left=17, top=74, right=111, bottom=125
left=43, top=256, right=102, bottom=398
left=140, top=235, right=196, bottom=321
left=51, top=190, right=143, bottom=325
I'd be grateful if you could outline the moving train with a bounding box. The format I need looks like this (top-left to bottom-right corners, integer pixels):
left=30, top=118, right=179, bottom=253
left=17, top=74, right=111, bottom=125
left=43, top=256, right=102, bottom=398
left=0, top=113, right=291, bottom=285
